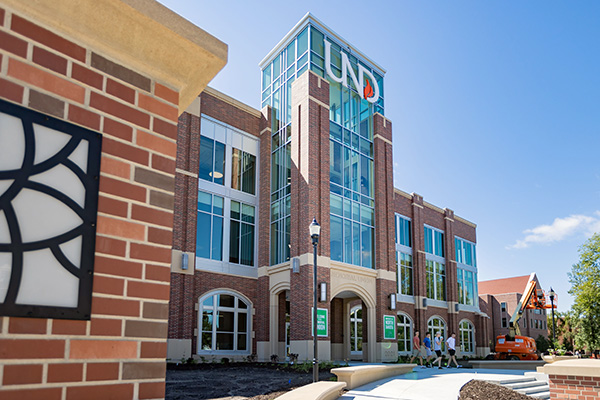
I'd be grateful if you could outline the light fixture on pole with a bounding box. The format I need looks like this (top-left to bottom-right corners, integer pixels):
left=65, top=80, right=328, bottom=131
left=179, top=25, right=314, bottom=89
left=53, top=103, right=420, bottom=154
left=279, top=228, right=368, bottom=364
left=549, top=287, right=556, bottom=346
left=309, top=217, right=320, bottom=383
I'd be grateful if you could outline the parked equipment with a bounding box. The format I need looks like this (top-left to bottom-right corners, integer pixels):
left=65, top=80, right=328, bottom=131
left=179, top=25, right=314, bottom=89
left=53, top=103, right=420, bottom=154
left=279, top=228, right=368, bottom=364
left=494, top=273, right=556, bottom=360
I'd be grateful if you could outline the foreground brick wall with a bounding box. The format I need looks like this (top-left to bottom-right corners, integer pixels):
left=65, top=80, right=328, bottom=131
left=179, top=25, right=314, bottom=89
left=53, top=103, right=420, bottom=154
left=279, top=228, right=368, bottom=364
left=549, top=374, right=600, bottom=400
left=0, top=6, right=179, bottom=399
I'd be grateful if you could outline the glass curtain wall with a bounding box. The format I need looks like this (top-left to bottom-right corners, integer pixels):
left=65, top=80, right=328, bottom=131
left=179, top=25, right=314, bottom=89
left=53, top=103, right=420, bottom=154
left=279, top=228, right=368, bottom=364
left=261, top=22, right=384, bottom=267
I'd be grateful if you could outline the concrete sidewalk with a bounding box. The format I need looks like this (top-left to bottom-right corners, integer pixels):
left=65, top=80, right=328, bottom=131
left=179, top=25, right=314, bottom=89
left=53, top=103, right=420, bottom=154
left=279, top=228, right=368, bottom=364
left=338, top=366, right=534, bottom=400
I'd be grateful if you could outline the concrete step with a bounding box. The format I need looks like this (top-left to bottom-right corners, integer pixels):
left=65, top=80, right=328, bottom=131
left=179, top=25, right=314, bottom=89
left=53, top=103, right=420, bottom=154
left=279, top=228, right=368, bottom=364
left=516, top=383, right=550, bottom=395
left=505, top=380, right=545, bottom=390
left=494, top=377, right=536, bottom=385
left=528, top=390, right=550, bottom=400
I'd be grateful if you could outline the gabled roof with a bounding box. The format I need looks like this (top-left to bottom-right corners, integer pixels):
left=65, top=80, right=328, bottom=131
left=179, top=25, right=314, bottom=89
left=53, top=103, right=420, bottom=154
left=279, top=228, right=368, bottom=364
left=478, top=274, right=540, bottom=295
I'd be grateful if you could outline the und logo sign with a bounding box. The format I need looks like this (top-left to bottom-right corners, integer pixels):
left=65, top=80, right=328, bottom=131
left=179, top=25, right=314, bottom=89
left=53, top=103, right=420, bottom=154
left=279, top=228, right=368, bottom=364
left=0, top=99, right=101, bottom=320
left=324, top=40, right=380, bottom=104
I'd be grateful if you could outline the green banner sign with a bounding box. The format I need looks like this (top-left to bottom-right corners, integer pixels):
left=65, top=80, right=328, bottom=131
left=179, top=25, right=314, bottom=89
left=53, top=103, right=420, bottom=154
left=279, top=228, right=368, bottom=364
left=383, top=315, right=396, bottom=340
left=311, top=308, right=328, bottom=337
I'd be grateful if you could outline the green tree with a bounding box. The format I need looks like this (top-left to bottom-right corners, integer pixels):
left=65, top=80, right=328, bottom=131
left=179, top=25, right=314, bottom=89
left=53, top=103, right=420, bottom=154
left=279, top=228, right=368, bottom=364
left=548, top=311, right=576, bottom=351
left=568, top=233, right=600, bottom=352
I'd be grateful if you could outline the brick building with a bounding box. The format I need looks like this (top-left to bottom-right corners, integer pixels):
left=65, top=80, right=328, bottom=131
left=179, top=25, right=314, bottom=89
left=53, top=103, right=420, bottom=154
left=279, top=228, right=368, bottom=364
left=479, top=274, right=549, bottom=348
left=0, top=0, right=225, bottom=399
left=167, top=14, right=490, bottom=363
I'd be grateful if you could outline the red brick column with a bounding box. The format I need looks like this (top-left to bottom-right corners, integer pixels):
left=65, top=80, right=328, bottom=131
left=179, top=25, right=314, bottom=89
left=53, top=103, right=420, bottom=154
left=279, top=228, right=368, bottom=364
left=0, top=6, right=187, bottom=399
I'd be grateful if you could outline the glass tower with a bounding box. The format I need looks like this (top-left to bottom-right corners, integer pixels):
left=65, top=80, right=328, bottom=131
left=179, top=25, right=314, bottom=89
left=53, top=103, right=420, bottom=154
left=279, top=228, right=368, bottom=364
left=261, top=14, right=385, bottom=268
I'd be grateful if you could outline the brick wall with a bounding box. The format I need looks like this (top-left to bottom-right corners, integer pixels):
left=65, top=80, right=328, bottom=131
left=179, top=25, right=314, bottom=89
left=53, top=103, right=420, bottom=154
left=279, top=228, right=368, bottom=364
left=549, top=374, right=600, bottom=400
left=0, top=6, right=180, bottom=399
left=392, top=190, right=483, bottom=350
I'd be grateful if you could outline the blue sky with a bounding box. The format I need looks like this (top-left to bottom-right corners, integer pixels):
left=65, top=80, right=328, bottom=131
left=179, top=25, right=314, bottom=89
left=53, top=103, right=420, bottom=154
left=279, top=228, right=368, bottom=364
left=158, top=1, right=600, bottom=312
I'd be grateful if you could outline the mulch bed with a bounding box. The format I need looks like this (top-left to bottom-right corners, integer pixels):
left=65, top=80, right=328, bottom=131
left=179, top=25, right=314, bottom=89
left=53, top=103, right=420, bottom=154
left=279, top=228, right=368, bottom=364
left=165, top=363, right=334, bottom=400
left=459, top=380, right=535, bottom=400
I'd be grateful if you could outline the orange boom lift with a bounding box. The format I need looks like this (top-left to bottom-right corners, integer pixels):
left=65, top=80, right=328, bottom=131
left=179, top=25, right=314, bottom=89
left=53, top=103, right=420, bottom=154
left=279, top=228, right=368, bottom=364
left=494, top=273, right=557, bottom=360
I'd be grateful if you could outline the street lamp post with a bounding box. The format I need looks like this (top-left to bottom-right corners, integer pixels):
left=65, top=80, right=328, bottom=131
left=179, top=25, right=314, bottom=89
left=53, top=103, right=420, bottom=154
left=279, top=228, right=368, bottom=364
left=309, top=218, right=321, bottom=383
left=549, top=287, right=556, bottom=347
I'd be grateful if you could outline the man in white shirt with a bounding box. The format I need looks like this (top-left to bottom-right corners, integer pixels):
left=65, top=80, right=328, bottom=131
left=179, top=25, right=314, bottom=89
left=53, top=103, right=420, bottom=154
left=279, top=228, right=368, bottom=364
left=446, top=332, right=459, bottom=368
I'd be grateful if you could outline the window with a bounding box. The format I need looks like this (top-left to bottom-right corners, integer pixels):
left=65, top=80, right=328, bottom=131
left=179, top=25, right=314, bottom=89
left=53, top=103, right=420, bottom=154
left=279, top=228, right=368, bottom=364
left=395, top=215, right=411, bottom=247
left=229, top=201, right=255, bottom=266
left=427, top=317, right=447, bottom=351
left=397, top=313, right=412, bottom=354
left=455, top=237, right=476, bottom=267
left=501, top=302, right=507, bottom=313
left=199, top=136, right=226, bottom=185
left=397, top=252, right=413, bottom=296
left=426, top=260, right=446, bottom=301
left=329, top=192, right=374, bottom=268
left=459, top=320, right=475, bottom=354
left=523, top=318, right=527, bottom=328
left=199, top=292, right=251, bottom=352
left=350, top=306, right=362, bottom=353
left=231, top=149, right=256, bottom=195
left=457, top=269, right=475, bottom=305
left=197, top=191, right=224, bottom=261
left=424, top=226, right=444, bottom=257
left=501, top=318, right=507, bottom=328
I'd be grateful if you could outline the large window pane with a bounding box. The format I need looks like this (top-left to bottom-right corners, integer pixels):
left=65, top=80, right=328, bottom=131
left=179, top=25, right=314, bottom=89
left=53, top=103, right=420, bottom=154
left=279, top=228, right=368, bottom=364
left=196, top=212, right=211, bottom=259
left=199, top=137, right=214, bottom=182
left=229, top=220, right=240, bottom=264
left=330, top=215, right=343, bottom=262
left=242, top=152, right=256, bottom=195
left=330, top=140, right=342, bottom=185
left=214, top=141, right=225, bottom=185
left=211, top=216, right=223, bottom=261
left=241, top=223, right=254, bottom=266
left=361, top=224, right=373, bottom=268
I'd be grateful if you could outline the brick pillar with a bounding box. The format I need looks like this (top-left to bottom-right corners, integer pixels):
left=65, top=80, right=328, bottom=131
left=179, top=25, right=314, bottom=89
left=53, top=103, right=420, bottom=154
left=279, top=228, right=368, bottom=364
left=411, top=194, right=427, bottom=331
left=444, top=208, right=458, bottom=335
left=288, top=71, right=331, bottom=362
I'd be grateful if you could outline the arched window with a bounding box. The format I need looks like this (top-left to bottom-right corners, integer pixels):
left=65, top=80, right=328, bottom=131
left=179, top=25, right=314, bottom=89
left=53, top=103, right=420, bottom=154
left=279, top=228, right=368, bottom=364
left=350, top=306, right=363, bottom=354
left=427, top=316, right=447, bottom=351
left=199, top=291, right=251, bottom=353
left=397, top=313, right=413, bottom=354
left=459, top=320, right=475, bottom=354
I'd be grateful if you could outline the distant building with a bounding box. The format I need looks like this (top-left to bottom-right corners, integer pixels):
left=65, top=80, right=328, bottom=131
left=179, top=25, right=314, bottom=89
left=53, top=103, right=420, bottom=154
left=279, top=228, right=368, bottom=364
left=479, top=274, right=548, bottom=348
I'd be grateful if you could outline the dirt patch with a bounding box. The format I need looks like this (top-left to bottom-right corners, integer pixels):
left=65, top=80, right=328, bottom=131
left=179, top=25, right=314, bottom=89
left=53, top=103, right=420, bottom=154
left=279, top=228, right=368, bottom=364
left=165, top=364, right=334, bottom=400
left=459, top=380, right=535, bottom=400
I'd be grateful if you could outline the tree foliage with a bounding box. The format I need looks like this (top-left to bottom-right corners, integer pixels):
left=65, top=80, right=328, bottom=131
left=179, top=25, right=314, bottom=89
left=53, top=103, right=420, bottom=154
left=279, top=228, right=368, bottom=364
left=568, top=233, right=600, bottom=351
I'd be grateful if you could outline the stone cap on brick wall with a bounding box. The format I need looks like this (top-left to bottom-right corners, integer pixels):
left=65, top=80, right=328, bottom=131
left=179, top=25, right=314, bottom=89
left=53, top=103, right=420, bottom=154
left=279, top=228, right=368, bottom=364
left=538, top=359, right=600, bottom=377
left=2, top=0, right=227, bottom=114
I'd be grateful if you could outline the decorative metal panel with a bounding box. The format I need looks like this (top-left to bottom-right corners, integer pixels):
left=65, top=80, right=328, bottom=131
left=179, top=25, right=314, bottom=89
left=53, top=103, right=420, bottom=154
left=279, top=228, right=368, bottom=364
left=0, top=99, right=102, bottom=320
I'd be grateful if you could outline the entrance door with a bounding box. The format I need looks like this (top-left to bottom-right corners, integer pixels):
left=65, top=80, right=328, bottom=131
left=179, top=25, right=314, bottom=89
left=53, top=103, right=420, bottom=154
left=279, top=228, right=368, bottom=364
left=350, top=306, right=363, bottom=358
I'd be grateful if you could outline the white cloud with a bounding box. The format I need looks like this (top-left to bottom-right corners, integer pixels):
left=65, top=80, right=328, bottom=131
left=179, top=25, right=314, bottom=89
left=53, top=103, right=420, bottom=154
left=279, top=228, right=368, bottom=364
left=508, top=211, right=600, bottom=249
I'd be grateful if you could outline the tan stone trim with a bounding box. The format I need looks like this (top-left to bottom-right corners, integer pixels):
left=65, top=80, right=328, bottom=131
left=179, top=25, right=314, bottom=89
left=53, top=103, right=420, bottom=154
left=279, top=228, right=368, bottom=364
left=414, top=296, right=427, bottom=310
left=330, top=261, right=376, bottom=279
left=309, top=96, right=330, bottom=110
left=376, top=269, right=396, bottom=282
left=3, top=0, right=228, bottom=114
left=444, top=217, right=454, bottom=222
left=424, top=201, right=444, bottom=214
left=412, top=203, right=423, bottom=209
left=203, top=86, right=261, bottom=118
left=448, top=301, right=458, bottom=314
left=539, top=359, right=600, bottom=377
left=171, top=250, right=195, bottom=275
left=374, top=134, right=392, bottom=145
left=393, top=188, right=412, bottom=199
left=175, top=168, right=198, bottom=178
left=455, top=215, right=477, bottom=228
left=185, top=96, right=201, bottom=117
left=260, top=127, right=271, bottom=136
